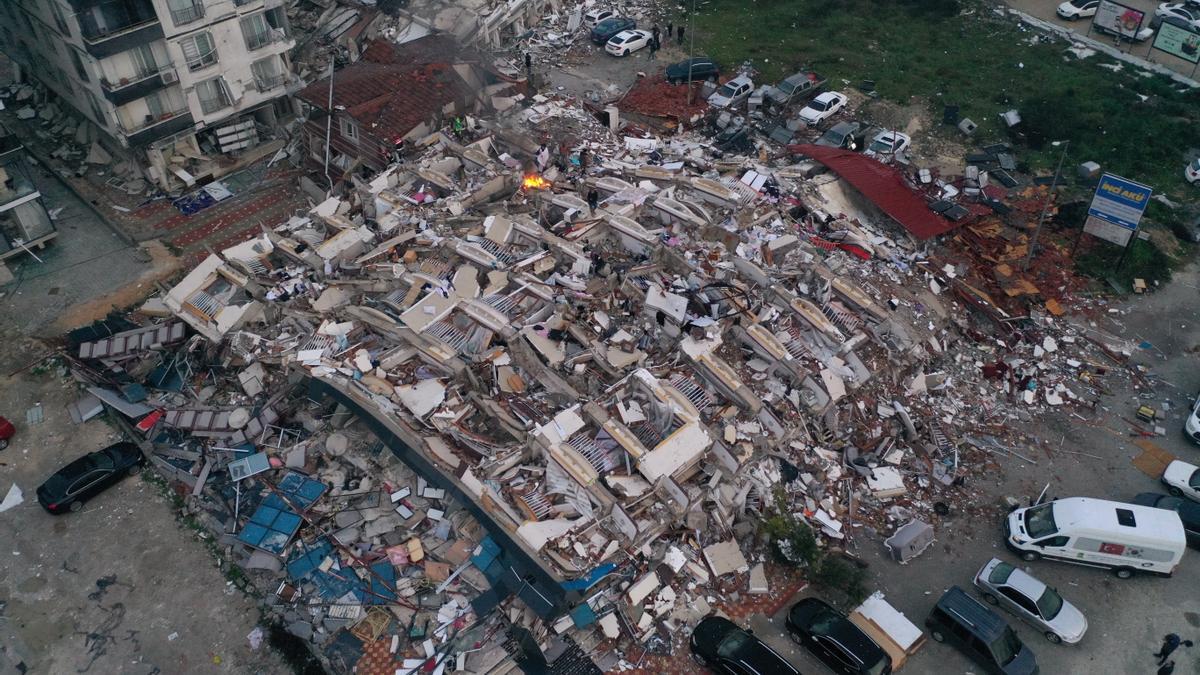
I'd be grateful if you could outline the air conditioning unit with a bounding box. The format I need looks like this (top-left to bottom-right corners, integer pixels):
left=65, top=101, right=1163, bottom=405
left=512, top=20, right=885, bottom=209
left=161, top=70, right=178, bottom=84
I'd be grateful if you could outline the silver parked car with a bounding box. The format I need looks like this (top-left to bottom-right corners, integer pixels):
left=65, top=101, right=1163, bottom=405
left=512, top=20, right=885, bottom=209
left=973, top=558, right=1088, bottom=644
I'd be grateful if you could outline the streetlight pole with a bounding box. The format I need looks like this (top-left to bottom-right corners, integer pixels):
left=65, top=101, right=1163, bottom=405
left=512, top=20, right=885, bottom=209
left=685, top=0, right=698, bottom=105
left=1023, top=140, right=1069, bottom=272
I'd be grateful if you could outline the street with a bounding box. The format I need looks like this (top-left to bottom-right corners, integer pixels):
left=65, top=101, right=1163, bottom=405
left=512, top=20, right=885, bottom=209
left=744, top=259, right=1200, bottom=674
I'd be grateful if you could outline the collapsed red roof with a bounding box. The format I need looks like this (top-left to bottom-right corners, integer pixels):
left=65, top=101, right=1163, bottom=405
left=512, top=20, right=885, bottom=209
left=794, top=144, right=958, bottom=240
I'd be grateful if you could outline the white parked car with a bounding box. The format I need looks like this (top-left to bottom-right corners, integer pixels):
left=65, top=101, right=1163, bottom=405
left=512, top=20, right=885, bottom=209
left=1057, top=0, right=1099, bottom=19
left=973, top=558, right=1088, bottom=644
left=707, top=75, right=755, bottom=109
left=1163, top=459, right=1200, bottom=502
left=1188, top=158, right=1200, bottom=184
left=797, top=91, right=848, bottom=126
left=864, top=130, right=911, bottom=158
left=605, top=29, right=652, bottom=56
left=583, top=7, right=615, bottom=28
left=1153, top=2, right=1200, bottom=29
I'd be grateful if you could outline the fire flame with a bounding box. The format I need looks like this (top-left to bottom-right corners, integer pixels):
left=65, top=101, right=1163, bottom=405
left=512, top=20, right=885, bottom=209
left=522, top=174, right=549, bottom=190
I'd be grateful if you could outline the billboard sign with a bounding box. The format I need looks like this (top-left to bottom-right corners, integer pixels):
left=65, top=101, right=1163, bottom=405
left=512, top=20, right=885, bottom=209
left=1153, top=19, right=1200, bottom=64
left=1083, top=173, right=1152, bottom=247
left=1093, top=0, right=1146, bottom=40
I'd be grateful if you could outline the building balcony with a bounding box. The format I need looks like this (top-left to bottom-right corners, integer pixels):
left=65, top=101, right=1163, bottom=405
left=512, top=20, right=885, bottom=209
left=244, top=29, right=290, bottom=52
left=254, top=74, right=286, bottom=93
left=170, top=3, right=206, bottom=26
left=100, top=68, right=178, bottom=107
left=81, top=19, right=164, bottom=59
left=118, top=109, right=195, bottom=147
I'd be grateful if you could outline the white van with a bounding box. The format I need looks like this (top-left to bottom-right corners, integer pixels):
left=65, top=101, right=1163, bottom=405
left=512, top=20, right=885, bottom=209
left=1005, top=497, right=1186, bottom=579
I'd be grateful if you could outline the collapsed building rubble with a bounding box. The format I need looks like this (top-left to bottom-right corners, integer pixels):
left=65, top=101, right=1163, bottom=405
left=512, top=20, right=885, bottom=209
left=56, top=60, right=1152, bottom=673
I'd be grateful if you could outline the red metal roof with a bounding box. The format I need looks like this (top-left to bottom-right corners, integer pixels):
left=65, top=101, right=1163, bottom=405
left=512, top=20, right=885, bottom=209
left=795, top=144, right=958, bottom=240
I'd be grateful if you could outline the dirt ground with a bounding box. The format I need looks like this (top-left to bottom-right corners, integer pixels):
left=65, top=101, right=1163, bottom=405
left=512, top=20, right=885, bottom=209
left=0, top=169, right=285, bottom=674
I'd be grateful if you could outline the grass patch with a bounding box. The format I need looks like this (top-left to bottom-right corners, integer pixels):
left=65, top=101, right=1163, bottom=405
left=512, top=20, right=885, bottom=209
left=688, top=0, right=1199, bottom=197
left=1075, top=233, right=1175, bottom=289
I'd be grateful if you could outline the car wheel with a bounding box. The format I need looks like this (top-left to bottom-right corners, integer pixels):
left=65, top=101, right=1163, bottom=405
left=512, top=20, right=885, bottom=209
left=623, top=49, right=629, bottom=56
left=1114, top=567, right=1135, bottom=580
left=982, top=593, right=999, bottom=606
left=1021, top=550, right=1041, bottom=562
left=0, top=439, right=7, bottom=450
left=691, top=651, right=708, bottom=666
left=69, top=500, right=83, bottom=513
left=128, top=464, right=142, bottom=476
left=1168, top=486, right=1183, bottom=497
left=930, top=629, right=946, bottom=643
left=1045, top=631, right=1062, bottom=644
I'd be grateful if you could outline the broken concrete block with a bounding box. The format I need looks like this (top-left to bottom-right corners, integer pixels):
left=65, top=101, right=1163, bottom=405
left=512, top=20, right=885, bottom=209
left=747, top=563, right=768, bottom=594
left=703, top=539, right=749, bottom=577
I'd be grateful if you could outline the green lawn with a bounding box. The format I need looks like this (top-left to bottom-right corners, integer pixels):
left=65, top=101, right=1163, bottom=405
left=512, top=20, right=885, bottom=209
left=688, top=0, right=1200, bottom=198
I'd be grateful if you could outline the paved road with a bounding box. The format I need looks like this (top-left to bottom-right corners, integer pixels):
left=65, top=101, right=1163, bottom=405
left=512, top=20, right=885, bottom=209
left=1007, top=0, right=1200, bottom=80
left=744, top=260, right=1200, bottom=675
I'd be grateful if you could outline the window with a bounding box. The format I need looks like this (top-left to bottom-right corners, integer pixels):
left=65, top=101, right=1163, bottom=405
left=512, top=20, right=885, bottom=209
left=340, top=118, right=359, bottom=141
left=999, top=587, right=1038, bottom=615
left=166, top=0, right=204, bottom=25
left=195, top=77, right=231, bottom=114
left=85, top=90, right=106, bottom=124
left=70, top=50, right=90, bottom=82
left=131, top=44, right=158, bottom=79
left=145, top=90, right=168, bottom=119
left=987, top=561, right=1015, bottom=584
left=240, top=13, right=272, bottom=50
left=49, top=1, right=70, bottom=35
left=180, top=32, right=217, bottom=71
left=1115, top=508, right=1137, bottom=527
left=1034, top=535, right=1070, bottom=547
left=250, top=57, right=282, bottom=91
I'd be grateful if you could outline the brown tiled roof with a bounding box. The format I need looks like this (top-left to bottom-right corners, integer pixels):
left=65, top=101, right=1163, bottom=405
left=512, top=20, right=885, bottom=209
left=297, top=36, right=478, bottom=142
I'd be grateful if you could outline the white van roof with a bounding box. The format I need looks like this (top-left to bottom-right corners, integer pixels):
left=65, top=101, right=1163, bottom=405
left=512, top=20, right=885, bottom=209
left=1051, top=497, right=1185, bottom=542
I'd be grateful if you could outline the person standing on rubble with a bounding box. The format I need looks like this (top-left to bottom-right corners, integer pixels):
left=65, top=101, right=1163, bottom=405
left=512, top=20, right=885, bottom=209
left=587, top=188, right=599, bottom=213
left=578, top=147, right=589, bottom=173
left=652, top=25, right=661, bottom=44
left=676, top=24, right=685, bottom=45
left=648, top=34, right=659, bottom=60
left=524, top=51, right=532, bottom=78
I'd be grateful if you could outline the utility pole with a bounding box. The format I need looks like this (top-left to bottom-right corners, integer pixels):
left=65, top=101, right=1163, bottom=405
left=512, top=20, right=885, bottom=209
left=685, top=0, right=698, bottom=105
left=1023, top=140, right=1069, bottom=272
left=323, top=57, right=335, bottom=193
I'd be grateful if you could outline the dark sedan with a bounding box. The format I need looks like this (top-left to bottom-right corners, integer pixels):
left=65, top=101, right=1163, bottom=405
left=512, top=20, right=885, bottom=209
left=1133, top=492, right=1200, bottom=548
left=37, top=441, right=144, bottom=514
left=690, top=615, right=801, bottom=675
left=786, top=598, right=892, bottom=675
left=666, top=57, right=720, bottom=84
left=590, top=17, right=636, bottom=45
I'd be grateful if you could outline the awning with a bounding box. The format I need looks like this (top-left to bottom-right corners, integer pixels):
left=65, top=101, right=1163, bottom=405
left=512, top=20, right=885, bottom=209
left=795, top=145, right=960, bottom=240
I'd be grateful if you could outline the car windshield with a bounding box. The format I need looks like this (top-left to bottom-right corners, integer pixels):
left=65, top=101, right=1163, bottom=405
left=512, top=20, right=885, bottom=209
left=1190, top=468, right=1200, bottom=488
left=868, top=136, right=894, bottom=153
left=1070, top=0, right=1089, bottom=6
left=987, top=561, right=1015, bottom=584
left=865, top=653, right=889, bottom=675
left=1025, top=502, right=1058, bottom=538
left=1035, top=587, right=1064, bottom=620
left=991, top=627, right=1024, bottom=665
left=1192, top=159, right=1200, bottom=171
left=778, top=79, right=799, bottom=94
left=807, top=607, right=841, bottom=636
left=810, top=99, right=829, bottom=112
left=717, top=83, right=737, bottom=97
left=716, top=630, right=751, bottom=659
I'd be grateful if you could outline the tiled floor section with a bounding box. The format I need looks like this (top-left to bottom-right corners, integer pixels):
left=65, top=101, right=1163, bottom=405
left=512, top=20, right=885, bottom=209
left=356, top=639, right=401, bottom=675
left=0, top=110, right=309, bottom=259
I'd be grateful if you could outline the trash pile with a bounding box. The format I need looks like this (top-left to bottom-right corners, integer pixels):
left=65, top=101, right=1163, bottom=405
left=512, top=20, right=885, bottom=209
left=56, top=29, right=1150, bottom=673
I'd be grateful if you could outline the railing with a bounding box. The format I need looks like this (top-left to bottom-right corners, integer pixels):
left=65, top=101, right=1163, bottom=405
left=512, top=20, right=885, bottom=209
left=254, top=74, right=285, bottom=92
left=198, top=95, right=231, bottom=115
left=101, top=66, right=175, bottom=93
left=186, top=51, right=218, bottom=72
left=80, top=17, right=159, bottom=44
left=170, top=4, right=205, bottom=26
left=117, top=108, right=190, bottom=135
left=244, top=29, right=281, bottom=51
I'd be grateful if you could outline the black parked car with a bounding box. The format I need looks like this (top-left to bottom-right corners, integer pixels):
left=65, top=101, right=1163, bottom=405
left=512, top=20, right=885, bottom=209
left=786, top=598, right=892, bottom=675
left=666, top=57, right=720, bottom=84
left=36, top=441, right=144, bottom=514
left=690, top=615, right=801, bottom=675
left=1133, top=492, right=1200, bottom=548
left=815, top=121, right=872, bottom=151
left=590, top=17, right=636, bottom=45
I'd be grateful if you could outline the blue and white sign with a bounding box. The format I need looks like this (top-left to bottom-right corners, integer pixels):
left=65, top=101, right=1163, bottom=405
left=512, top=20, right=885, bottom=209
left=1083, top=173, right=1152, bottom=247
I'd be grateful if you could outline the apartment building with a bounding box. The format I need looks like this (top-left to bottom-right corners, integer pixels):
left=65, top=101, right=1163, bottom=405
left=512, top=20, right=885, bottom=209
left=0, top=0, right=298, bottom=191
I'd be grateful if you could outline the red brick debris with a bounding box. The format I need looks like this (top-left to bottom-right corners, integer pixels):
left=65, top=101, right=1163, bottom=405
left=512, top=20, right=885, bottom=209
left=621, top=74, right=711, bottom=121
